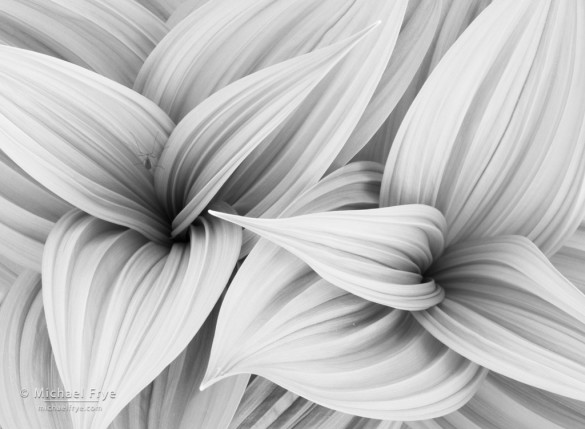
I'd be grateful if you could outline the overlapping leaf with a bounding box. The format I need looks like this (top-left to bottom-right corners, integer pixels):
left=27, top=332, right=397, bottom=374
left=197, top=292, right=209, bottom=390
left=408, top=374, right=585, bottom=429
left=42, top=208, right=241, bottom=429
left=139, top=0, right=427, bottom=224
left=133, top=0, right=184, bottom=21
left=0, top=151, right=71, bottom=270
left=153, top=26, right=379, bottom=237
left=0, top=0, right=167, bottom=86
left=0, top=255, right=19, bottom=305
left=203, top=170, right=487, bottom=420
left=0, top=272, right=71, bottom=429
left=211, top=205, right=447, bottom=310
left=166, top=0, right=213, bottom=26
left=551, top=220, right=585, bottom=293
left=0, top=46, right=174, bottom=242
left=239, top=161, right=383, bottom=256
left=415, top=236, right=585, bottom=400
left=355, top=0, right=492, bottom=165
left=136, top=0, right=408, bottom=122
left=110, top=307, right=249, bottom=429
left=381, top=0, right=585, bottom=255
left=231, top=376, right=401, bottom=429
left=0, top=271, right=247, bottom=429
left=204, top=250, right=487, bottom=420
left=141, top=0, right=441, bottom=168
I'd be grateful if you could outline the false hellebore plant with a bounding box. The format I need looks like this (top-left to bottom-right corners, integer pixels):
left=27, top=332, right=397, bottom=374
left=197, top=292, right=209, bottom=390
left=0, top=0, right=584, bottom=428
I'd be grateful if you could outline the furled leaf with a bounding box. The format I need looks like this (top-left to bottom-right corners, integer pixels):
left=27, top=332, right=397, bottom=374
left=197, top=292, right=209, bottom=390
left=203, top=244, right=487, bottom=420
left=415, top=236, right=585, bottom=400
left=211, top=205, right=447, bottom=310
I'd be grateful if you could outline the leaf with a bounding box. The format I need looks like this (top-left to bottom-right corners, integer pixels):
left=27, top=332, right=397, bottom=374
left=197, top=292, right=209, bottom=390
left=141, top=0, right=442, bottom=167
left=355, top=0, right=493, bottom=165
left=138, top=0, right=412, bottom=223
left=203, top=241, right=487, bottom=420
left=152, top=25, right=380, bottom=237
left=0, top=255, right=20, bottom=305
left=381, top=0, right=585, bottom=255
left=408, top=374, right=585, bottom=429
left=42, top=208, right=241, bottom=429
left=136, top=0, right=407, bottom=121
left=133, top=0, right=184, bottom=21
left=231, top=376, right=401, bottom=429
left=0, top=271, right=72, bottom=429
left=0, top=46, right=174, bottom=243
left=166, top=0, right=213, bottom=27
left=550, top=220, right=585, bottom=293
left=110, top=307, right=249, bottom=429
left=330, top=0, right=442, bottom=168
left=415, top=235, right=585, bottom=400
left=0, top=271, right=246, bottom=429
left=0, top=0, right=167, bottom=86
left=211, top=204, right=446, bottom=310
left=0, top=151, right=71, bottom=270
left=239, top=161, right=384, bottom=256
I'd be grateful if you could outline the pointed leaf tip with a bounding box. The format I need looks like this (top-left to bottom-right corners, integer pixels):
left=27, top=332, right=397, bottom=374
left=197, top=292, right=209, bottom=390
left=162, top=24, right=381, bottom=238
left=211, top=206, right=447, bottom=310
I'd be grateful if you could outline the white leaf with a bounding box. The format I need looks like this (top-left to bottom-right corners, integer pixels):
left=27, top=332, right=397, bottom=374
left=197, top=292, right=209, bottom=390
left=381, top=0, right=585, bottom=255
left=211, top=205, right=446, bottom=311
left=0, top=151, right=71, bottom=270
left=203, top=242, right=487, bottom=420
left=0, top=47, right=174, bottom=243
left=153, top=25, right=380, bottom=238
left=230, top=376, right=401, bottom=429
left=42, top=208, right=241, bottom=429
left=408, top=374, right=585, bottom=429
left=0, top=0, right=167, bottom=86
left=415, top=236, right=585, bottom=400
